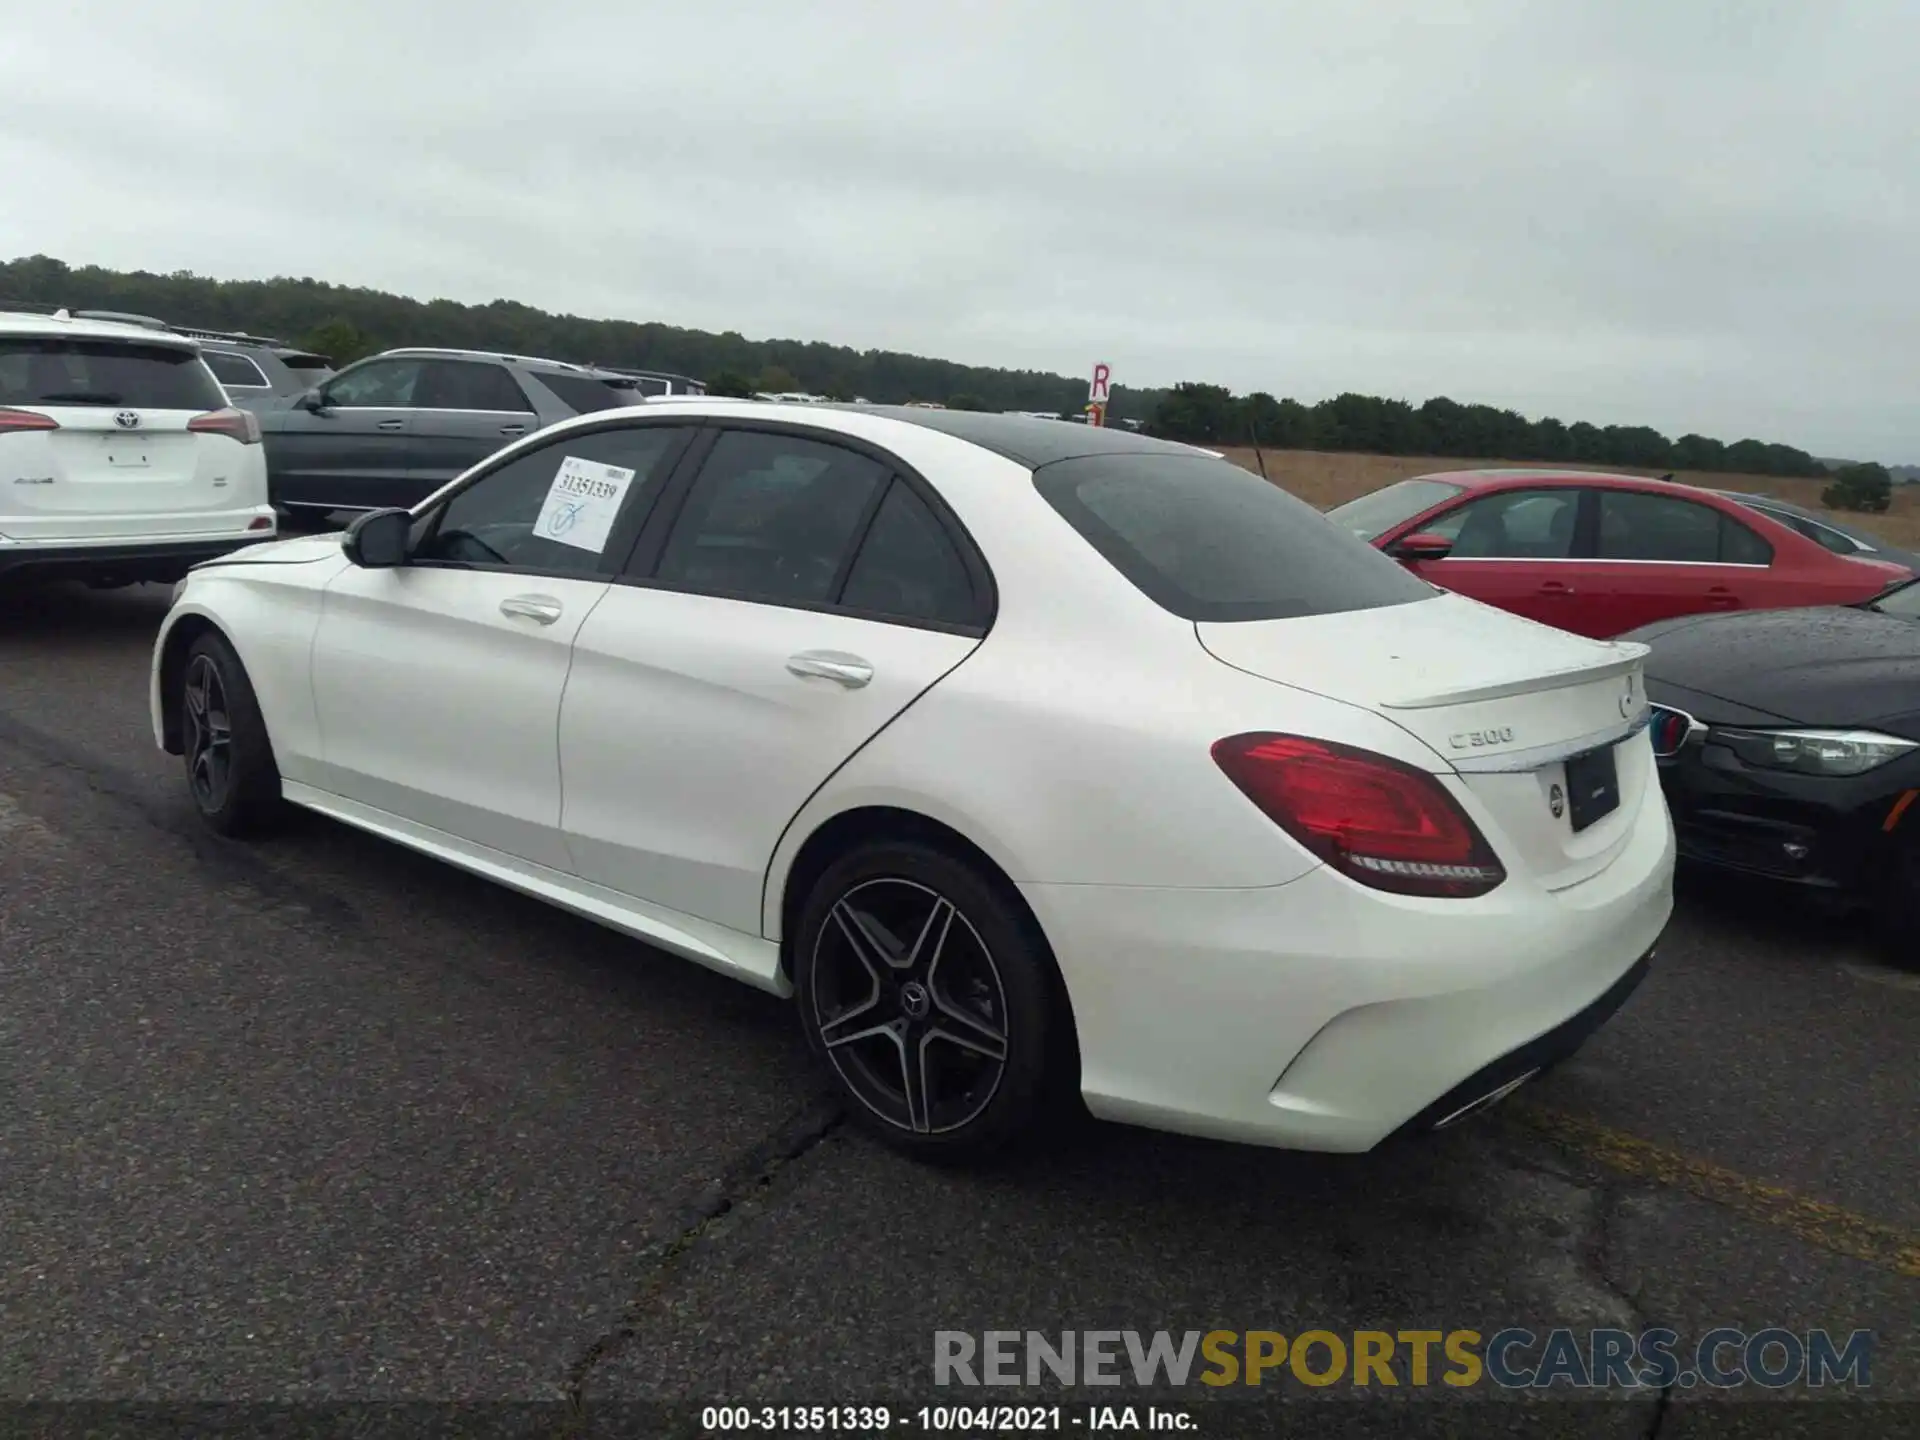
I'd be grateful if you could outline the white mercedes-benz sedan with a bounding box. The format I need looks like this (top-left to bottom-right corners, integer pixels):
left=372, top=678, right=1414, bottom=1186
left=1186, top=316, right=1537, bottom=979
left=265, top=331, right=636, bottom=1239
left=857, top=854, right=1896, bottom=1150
left=151, top=402, right=1674, bottom=1160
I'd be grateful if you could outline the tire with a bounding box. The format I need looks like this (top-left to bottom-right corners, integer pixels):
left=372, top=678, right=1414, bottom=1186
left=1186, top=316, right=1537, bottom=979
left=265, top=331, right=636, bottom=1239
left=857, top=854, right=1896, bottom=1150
left=794, top=840, right=1059, bottom=1162
left=1874, top=836, right=1919, bottom=971
left=180, top=631, right=283, bottom=838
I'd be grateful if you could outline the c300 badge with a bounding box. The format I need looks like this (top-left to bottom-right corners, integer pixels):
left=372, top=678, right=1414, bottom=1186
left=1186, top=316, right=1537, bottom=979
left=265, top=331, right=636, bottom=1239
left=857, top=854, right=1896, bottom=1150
left=1548, top=783, right=1566, bottom=819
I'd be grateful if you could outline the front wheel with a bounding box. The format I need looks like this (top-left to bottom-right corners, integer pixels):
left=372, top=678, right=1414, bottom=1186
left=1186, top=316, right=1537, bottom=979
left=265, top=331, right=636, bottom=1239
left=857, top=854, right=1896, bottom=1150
left=180, top=631, right=283, bottom=837
left=794, top=842, right=1059, bottom=1161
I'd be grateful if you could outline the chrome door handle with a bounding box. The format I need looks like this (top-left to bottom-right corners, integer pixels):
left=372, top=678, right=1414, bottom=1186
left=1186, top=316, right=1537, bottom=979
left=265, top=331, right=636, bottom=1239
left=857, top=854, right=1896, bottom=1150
left=376, top=419, right=405, bottom=431
left=786, top=651, right=873, bottom=688
left=499, top=594, right=563, bottom=625
left=499, top=423, right=528, bottom=436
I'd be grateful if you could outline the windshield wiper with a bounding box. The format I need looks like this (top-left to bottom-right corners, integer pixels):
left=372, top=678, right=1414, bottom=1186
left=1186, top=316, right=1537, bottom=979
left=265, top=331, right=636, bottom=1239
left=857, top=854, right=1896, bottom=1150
left=34, top=391, right=125, bottom=405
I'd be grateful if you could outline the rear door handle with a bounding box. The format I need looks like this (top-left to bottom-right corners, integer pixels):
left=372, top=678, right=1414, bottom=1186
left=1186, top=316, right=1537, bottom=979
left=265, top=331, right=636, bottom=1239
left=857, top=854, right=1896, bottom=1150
left=376, top=419, right=405, bottom=431
left=1705, top=586, right=1739, bottom=609
left=499, top=423, right=528, bottom=437
left=499, top=594, right=563, bottom=625
left=786, top=650, right=873, bottom=688
left=1538, top=580, right=1574, bottom=595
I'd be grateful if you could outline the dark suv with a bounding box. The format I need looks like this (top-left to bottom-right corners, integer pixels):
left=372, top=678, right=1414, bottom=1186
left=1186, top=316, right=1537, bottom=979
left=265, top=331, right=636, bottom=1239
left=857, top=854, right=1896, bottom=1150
left=261, top=347, right=705, bottom=517
left=184, top=327, right=336, bottom=408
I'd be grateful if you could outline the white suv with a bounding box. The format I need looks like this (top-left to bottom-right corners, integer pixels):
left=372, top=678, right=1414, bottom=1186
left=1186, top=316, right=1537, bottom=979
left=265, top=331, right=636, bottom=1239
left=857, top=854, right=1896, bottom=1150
left=0, top=309, right=275, bottom=587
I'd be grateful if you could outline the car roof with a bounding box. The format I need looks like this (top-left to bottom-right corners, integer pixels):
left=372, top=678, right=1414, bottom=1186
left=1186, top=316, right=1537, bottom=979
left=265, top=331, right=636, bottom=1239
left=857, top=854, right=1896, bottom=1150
left=1408, top=467, right=1698, bottom=492
left=0, top=308, right=200, bottom=348
left=822, top=405, right=1214, bottom=467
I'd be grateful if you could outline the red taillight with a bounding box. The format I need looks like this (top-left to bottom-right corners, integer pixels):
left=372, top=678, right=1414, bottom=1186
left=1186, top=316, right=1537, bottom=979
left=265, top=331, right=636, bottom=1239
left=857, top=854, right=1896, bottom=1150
left=0, top=407, right=59, bottom=432
left=187, top=407, right=262, bottom=445
left=1212, top=732, right=1506, bottom=898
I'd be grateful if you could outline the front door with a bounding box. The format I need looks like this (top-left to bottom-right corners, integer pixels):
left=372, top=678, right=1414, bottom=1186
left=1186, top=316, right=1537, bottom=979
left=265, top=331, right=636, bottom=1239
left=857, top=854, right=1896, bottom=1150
left=558, top=426, right=990, bottom=935
left=308, top=421, right=693, bottom=869
left=264, top=356, right=425, bottom=513
left=1402, top=486, right=1587, bottom=631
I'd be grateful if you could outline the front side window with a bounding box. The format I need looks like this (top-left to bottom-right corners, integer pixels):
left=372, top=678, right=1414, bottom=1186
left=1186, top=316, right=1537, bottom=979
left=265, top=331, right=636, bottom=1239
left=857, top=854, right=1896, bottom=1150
left=1035, top=453, right=1434, bottom=623
left=1597, top=490, right=1773, bottom=564
left=416, top=360, right=531, bottom=412
left=0, top=338, right=228, bottom=411
left=323, top=359, right=422, bottom=408
left=1428, top=489, right=1580, bottom=559
left=1324, top=478, right=1465, bottom=541
left=413, top=425, right=686, bottom=576
left=651, top=430, right=889, bottom=605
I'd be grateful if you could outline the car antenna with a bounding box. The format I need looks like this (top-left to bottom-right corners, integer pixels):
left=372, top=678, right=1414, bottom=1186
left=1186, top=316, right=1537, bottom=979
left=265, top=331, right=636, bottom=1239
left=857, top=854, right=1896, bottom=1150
left=1245, top=409, right=1271, bottom=484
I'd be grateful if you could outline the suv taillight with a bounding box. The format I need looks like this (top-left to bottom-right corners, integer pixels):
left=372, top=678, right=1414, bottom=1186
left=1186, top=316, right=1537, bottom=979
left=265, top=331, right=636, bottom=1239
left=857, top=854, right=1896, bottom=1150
left=1211, top=732, right=1506, bottom=898
left=0, top=408, right=58, bottom=432
left=187, top=407, right=261, bottom=445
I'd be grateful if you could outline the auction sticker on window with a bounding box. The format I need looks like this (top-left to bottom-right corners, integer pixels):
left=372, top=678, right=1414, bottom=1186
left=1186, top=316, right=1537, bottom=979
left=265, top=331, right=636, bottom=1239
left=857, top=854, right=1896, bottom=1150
left=536, top=455, right=635, bottom=553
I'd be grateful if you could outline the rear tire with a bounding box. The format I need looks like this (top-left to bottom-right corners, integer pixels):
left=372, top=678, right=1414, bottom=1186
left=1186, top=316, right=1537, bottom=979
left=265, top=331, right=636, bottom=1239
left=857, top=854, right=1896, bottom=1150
left=1875, top=836, right=1919, bottom=971
left=180, top=631, right=283, bottom=838
left=794, top=840, right=1059, bottom=1162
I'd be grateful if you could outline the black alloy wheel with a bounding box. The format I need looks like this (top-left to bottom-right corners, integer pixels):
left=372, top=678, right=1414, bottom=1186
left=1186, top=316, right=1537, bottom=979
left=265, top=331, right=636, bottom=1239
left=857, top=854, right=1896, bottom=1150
left=179, top=631, right=282, bottom=837
left=795, top=843, right=1058, bottom=1159
left=183, top=653, right=234, bottom=813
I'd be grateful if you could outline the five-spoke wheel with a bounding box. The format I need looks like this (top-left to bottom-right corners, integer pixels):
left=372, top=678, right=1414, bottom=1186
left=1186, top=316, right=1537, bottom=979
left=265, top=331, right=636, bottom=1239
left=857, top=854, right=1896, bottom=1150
left=178, top=631, right=281, bottom=836
left=796, top=841, right=1059, bottom=1158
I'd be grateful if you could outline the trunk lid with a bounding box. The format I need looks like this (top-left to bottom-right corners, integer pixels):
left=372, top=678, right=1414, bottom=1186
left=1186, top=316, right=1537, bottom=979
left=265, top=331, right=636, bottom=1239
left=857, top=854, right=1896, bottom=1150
left=1198, top=592, right=1653, bottom=891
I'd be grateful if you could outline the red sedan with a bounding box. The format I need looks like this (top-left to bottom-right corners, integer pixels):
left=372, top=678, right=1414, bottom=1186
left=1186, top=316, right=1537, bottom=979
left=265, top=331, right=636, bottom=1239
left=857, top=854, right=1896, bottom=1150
left=1323, top=469, right=1909, bottom=638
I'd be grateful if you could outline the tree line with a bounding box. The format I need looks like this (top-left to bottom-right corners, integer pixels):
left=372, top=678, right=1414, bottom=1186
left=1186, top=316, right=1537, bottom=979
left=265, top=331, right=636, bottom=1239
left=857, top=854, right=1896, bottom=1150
left=3, top=254, right=1829, bottom=478
left=1147, top=383, right=1828, bottom=479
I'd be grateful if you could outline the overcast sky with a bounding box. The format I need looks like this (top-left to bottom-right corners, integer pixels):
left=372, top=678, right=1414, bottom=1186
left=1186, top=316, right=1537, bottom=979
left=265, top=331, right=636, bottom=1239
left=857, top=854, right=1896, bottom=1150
left=2, top=0, right=1915, bottom=459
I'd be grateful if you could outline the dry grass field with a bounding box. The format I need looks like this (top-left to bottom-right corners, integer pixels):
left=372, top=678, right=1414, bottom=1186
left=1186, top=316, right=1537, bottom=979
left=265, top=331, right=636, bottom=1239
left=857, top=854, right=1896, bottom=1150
left=1215, top=446, right=1920, bottom=550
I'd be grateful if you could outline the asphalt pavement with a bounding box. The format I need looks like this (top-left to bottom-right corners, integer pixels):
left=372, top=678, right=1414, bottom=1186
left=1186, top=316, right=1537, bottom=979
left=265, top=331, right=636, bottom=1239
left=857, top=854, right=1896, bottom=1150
left=1, top=581, right=1915, bottom=1438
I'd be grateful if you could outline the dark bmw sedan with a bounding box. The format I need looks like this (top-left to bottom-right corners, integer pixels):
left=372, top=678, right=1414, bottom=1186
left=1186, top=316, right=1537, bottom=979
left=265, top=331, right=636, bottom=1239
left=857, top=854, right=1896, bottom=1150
left=1623, top=578, right=1920, bottom=963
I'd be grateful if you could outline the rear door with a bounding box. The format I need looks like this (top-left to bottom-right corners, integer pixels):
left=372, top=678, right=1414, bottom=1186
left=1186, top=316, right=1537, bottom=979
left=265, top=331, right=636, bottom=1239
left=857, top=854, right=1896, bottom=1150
left=1588, top=488, right=1775, bottom=633
left=0, top=333, right=239, bottom=541
left=264, top=356, right=423, bottom=511
left=557, top=424, right=990, bottom=934
left=406, top=360, right=542, bottom=498
left=1397, top=487, right=1588, bottom=630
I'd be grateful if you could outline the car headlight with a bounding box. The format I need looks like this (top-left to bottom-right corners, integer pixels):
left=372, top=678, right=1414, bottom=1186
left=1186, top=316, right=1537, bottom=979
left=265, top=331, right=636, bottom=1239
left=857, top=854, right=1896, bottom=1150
left=1717, top=727, right=1918, bottom=777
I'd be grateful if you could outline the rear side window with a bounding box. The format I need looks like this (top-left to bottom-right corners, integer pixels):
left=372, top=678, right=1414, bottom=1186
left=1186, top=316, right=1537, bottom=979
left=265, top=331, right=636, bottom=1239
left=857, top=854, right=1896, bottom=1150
left=1597, top=490, right=1774, bottom=564
left=1034, top=454, right=1435, bottom=623
left=839, top=479, right=983, bottom=628
left=202, top=350, right=270, bottom=388
left=416, top=360, right=531, bottom=412
left=532, top=372, right=632, bottom=414
left=0, top=337, right=227, bottom=412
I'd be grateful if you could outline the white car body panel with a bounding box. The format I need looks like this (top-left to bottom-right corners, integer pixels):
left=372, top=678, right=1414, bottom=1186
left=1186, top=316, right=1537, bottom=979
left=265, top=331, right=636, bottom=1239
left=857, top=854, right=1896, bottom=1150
left=560, top=586, right=980, bottom=935
left=150, top=399, right=1675, bottom=1152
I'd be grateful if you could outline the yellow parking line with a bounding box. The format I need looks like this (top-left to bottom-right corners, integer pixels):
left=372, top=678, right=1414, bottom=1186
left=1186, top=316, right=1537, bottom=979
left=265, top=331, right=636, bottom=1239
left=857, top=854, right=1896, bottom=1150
left=1512, top=1104, right=1920, bottom=1279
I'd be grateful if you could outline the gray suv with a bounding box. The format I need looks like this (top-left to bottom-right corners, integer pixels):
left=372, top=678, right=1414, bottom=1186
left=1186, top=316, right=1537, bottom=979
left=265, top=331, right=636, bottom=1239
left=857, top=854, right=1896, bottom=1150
left=186, top=327, right=336, bottom=407
left=262, top=347, right=705, bottom=517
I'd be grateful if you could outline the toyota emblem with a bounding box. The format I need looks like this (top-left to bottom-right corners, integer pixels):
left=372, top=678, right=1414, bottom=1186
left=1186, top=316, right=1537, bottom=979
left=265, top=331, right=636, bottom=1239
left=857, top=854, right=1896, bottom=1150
left=1548, top=783, right=1565, bottom=819
left=113, top=411, right=141, bottom=429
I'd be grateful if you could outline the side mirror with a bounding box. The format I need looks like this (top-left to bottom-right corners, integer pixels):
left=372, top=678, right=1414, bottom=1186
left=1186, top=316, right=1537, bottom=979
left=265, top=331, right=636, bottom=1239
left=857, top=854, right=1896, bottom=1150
left=341, top=508, right=412, bottom=568
left=295, top=387, right=331, bottom=414
left=1390, top=531, right=1454, bottom=563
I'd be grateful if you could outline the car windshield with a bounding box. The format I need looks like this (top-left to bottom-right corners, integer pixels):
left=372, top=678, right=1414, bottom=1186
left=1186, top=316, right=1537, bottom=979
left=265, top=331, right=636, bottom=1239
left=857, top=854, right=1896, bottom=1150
left=1033, top=452, right=1436, bottom=623
left=0, top=337, right=227, bottom=411
left=1324, top=478, right=1465, bottom=541
left=1869, top=577, right=1920, bottom=620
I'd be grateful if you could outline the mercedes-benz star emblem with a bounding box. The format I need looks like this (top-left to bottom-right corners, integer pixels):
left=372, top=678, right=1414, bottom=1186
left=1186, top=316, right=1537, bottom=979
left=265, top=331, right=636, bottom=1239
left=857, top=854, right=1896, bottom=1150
left=113, top=411, right=140, bottom=429
left=898, top=980, right=932, bottom=1020
left=1548, top=783, right=1566, bottom=819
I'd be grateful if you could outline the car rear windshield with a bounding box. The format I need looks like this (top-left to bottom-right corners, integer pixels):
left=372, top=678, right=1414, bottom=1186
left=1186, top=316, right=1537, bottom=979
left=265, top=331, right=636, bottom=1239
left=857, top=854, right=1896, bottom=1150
left=1324, top=478, right=1466, bottom=541
left=533, top=372, right=635, bottom=413
left=1033, top=453, right=1436, bottom=623
left=0, top=337, right=228, bottom=411
left=202, top=350, right=270, bottom=387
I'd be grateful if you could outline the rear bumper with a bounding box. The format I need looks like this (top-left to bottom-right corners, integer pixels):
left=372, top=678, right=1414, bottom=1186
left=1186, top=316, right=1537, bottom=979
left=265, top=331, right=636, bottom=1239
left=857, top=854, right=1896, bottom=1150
left=1020, top=766, right=1675, bottom=1152
left=0, top=531, right=276, bottom=583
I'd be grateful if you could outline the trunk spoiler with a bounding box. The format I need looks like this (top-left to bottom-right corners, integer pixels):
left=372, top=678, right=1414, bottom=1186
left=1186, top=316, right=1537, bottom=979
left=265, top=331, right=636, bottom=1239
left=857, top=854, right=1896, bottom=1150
left=1379, top=645, right=1648, bottom=711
